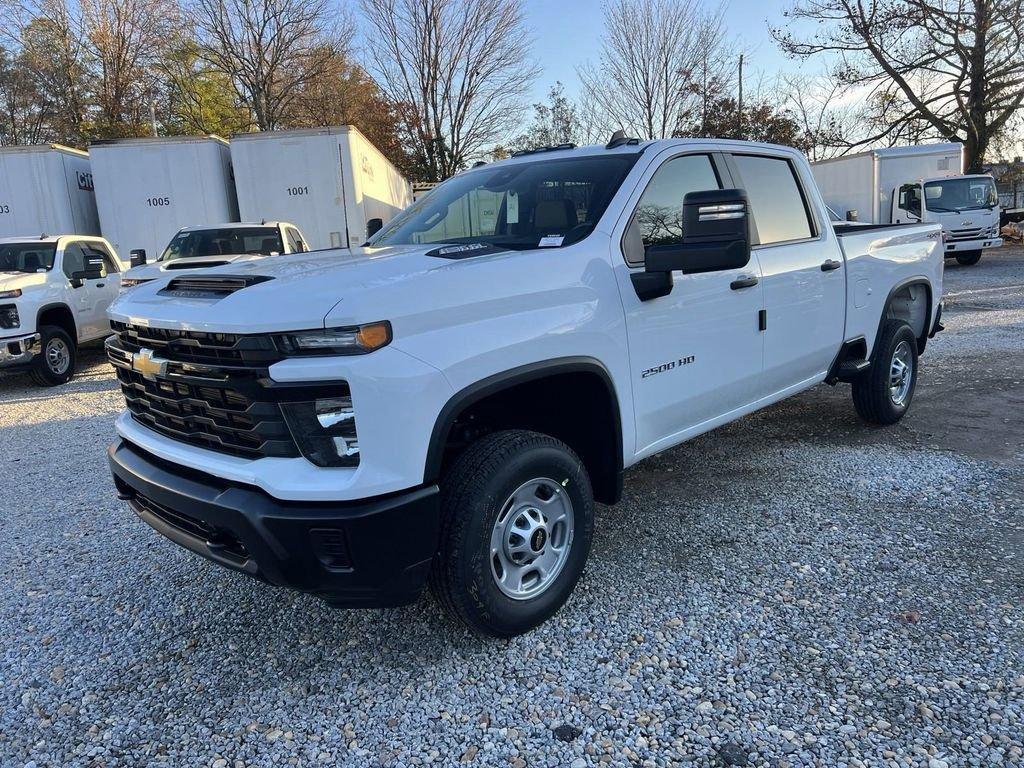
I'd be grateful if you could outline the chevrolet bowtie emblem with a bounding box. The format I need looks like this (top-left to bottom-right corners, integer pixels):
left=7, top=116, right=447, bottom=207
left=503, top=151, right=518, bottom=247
left=132, top=348, right=168, bottom=380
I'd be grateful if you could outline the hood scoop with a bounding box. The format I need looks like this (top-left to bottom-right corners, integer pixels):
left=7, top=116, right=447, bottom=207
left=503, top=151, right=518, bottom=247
left=163, top=260, right=232, bottom=270
left=159, top=274, right=273, bottom=298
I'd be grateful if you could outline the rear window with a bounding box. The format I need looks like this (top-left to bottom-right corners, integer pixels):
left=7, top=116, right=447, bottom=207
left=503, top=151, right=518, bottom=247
left=160, top=228, right=284, bottom=261
left=731, top=155, right=815, bottom=245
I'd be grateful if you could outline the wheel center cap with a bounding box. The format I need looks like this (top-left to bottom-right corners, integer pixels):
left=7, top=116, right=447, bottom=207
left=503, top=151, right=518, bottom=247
left=530, top=528, right=547, bottom=552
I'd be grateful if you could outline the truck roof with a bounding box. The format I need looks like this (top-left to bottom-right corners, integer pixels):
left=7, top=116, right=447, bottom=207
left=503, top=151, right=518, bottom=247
left=230, top=125, right=367, bottom=141
left=812, top=142, right=963, bottom=166
left=0, top=234, right=109, bottom=244
left=0, top=143, right=89, bottom=158
left=175, top=222, right=294, bottom=232
left=88, top=135, right=229, bottom=148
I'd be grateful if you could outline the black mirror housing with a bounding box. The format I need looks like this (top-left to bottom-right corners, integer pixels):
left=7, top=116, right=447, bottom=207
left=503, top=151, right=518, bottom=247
left=129, top=248, right=147, bottom=267
left=644, top=189, right=751, bottom=275
left=366, top=218, right=384, bottom=238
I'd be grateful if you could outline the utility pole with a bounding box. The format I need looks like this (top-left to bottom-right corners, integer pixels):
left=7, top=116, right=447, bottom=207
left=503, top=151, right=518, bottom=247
left=149, top=97, right=158, bottom=138
left=737, top=54, right=744, bottom=139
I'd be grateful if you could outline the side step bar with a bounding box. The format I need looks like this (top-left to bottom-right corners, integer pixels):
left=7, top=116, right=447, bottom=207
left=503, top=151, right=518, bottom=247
left=826, top=337, right=871, bottom=385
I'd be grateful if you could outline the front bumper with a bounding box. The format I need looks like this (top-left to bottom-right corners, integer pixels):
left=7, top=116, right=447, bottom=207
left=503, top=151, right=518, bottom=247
left=0, top=332, right=40, bottom=370
left=944, top=237, right=1001, bottom=254
left=108, top=439, right=441, bottom=607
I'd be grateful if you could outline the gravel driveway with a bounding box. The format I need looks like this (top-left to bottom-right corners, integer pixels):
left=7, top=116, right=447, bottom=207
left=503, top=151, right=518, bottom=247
left=1, top=248, right=1022, bottom=768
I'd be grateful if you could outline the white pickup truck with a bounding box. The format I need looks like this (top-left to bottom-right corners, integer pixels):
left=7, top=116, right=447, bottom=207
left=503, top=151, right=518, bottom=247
left=1, top=235, right=121, bottom=385
left=120, top=221, right=310, bottom=290
left=105, top=138, right=944, bottom=637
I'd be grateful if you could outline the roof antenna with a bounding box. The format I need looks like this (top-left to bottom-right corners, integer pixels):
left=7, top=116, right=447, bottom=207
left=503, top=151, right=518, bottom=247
left=606, top=130, right=638, bottom=149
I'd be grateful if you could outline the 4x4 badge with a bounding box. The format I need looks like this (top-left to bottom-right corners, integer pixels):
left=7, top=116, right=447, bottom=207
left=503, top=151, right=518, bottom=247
left=132, top=348, right=168, bottom=380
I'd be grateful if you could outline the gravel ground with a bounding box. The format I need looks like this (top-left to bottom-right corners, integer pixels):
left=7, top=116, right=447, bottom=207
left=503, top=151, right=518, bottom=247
left=1, top=248, right=1022, bottom=768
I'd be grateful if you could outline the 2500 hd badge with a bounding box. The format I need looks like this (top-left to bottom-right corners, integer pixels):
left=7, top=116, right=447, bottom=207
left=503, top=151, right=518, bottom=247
left=642, top=355, right=696, bottom=379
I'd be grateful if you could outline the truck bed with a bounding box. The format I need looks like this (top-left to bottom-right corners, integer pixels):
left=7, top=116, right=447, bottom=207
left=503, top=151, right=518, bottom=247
left=834, top=221, right=944, bottom=355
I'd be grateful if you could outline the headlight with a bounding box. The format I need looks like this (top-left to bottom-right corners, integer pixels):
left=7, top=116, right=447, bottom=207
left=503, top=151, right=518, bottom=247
left=275, top=321, right=392, bottom=356
left=0, top=289, right=22, bottom=299
left=120, top=278, right=152, bottom=291
left=280, top=394, right=360, bottom=467
left=0, top=303, right=19, bottom=329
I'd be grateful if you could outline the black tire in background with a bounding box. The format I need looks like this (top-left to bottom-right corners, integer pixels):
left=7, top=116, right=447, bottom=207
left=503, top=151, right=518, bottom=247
left=430, top=430, right=595, bottom=638
left=955, top=250, right=982, bottom=266
left=852, top=320, right=919, bottom=425
left=30, top=325, right=76, bottom=387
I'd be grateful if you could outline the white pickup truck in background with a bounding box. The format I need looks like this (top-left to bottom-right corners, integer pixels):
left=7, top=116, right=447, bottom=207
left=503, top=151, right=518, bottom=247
left=119, top=221, right=310, bottom=290
left=1, top=235, right=121, bottom=385
left=105, top=137, right=944, bottom=637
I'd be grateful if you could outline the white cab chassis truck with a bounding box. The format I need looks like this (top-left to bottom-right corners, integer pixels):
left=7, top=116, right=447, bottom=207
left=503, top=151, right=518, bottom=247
left=0, top=144, right=100, bottom=239
left=106, top=138, right=944, bottom=636
left=229, top=126, right=413, bottom=250
left=811, top=143, right=1001, bottom=266
left=89, top=136, right=239, bottom=266
left=1, top=235, right=120, bottom=385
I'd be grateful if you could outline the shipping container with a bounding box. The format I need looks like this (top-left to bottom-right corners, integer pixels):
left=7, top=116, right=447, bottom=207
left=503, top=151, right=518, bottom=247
left=230, top=126, right=412, bottom=250
left=88, top=136, right=239, bottom=262
left=0, top=144, right=100, bottom=239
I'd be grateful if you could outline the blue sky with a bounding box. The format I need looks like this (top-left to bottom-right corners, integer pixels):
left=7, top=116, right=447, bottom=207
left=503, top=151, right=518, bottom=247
left=521, top=0, right=805, bottom=104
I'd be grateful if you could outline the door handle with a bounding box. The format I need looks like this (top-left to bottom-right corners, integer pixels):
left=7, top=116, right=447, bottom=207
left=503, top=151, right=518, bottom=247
left=821, top=259, right=842, bottom=272
left=95, top=282, right=105, bottom=287
left=730, top=275, right=759, bottom=290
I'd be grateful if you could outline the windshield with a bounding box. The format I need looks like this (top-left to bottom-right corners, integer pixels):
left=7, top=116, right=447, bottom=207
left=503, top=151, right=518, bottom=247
left=160, top=227, right=283, bottom=261
left=369, top=154, right=639, bottom=250
left=0, top=242, right=57, bottom=273
left=924, top=177, right=998, bottom=212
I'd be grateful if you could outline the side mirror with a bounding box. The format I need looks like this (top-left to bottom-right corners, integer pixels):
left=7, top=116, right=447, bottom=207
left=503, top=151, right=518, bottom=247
left=71, top=254, right=104, bottom=282
left=846, top=210, right=859, bottom=222
left=633, top=189, right=751, bottom=301
left=130, top=248, right=147, bottom=267
left=366, top=218, right=384, bottom=237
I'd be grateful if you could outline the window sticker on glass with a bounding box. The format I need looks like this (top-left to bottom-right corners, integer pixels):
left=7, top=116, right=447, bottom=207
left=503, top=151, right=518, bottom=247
left=506, top=191, right=519, bottom=224
left=538, top=235, right=564, bottom=247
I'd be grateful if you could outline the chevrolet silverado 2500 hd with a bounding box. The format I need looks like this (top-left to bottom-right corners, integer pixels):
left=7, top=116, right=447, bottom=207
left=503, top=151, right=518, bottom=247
left=105, top=138, right=944, bottom=637
left=1, top=235, right=121, bottom=386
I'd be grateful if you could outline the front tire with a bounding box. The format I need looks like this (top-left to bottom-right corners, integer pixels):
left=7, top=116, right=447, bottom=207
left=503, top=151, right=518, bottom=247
left=30, top=325, right=76, bottom=387
left=852, top=320, right=919, bottom=425
left=430, top=430, right=594, bottom=638
left=955, top=250, right=982, bottom=266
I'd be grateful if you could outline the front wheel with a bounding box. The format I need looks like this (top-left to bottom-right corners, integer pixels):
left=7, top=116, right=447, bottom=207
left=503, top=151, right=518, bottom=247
left=430, top=430, right=594, bottom=638
left=852, top=320, right=919, bottom=425
left=30, top=325, right=76, bottom=386
left=955, top=250, right=982, bottom=266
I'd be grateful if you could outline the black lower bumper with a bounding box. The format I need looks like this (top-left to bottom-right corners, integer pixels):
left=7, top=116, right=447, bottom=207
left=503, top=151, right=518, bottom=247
left=108, top=440, right=440, bottom=607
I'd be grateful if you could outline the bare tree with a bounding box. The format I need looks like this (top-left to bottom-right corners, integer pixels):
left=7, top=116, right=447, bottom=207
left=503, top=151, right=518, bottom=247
left=773, top=0, right=1024, bottom=171
left=82, top=0, right=178, bottom=135
left=360, top=0, right=537, bottom=181
left=779, top=73, right=860, bottom=160
left=190, top=0, right=349, bottom=131
left=578, top=0, right=728, bottom=140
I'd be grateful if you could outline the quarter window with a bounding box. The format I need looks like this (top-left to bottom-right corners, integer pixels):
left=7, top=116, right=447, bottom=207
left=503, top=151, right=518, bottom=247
left=731, top=155, right=814, bottom=245
left=623, top=154, right=721, bottom=265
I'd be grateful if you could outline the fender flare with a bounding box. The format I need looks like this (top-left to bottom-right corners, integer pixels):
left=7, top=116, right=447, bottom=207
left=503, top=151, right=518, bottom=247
left=874, top=277, right=933, bottom=352
left=35, top=302, right=78, bottom=341
left=423, top=356, right=624, bottom=493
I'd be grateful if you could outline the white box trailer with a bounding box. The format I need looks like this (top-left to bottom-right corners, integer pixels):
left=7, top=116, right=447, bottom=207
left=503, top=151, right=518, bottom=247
left=0, top=144, right=100, bottom=239
left=230, top=126, right=412, bottom=250
left=89, top=136, right=239, bottom=263
left=811, top=143, right=965, bottom=223
left=812, top=143, right=1002, bottom=264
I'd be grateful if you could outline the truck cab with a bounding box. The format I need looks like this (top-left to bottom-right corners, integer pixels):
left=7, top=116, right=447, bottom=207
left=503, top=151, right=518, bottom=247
left=120, top=221, right=309, bottom=290
left=0, top=234, right=121, bottom=385
left=891, top=174, right=1002, bottom=264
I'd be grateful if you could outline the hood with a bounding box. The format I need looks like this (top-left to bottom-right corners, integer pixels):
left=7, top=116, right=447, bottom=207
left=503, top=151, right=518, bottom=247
left=0, top=271, right=47, bottom=294
left=125, top=253, right=267, bottom=281
left=108, top=244, right=462, bottom=333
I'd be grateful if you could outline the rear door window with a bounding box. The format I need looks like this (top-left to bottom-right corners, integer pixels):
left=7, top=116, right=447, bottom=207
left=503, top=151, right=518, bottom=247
left=730, top=154, right=815, bottom=245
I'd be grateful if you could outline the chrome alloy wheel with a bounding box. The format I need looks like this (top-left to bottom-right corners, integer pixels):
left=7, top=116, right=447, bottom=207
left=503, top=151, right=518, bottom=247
left=45, top=337, right=71, bottom=375
left=889, top=340, right=914, bottom=406
left=490, top=478, right=575, bottom=600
